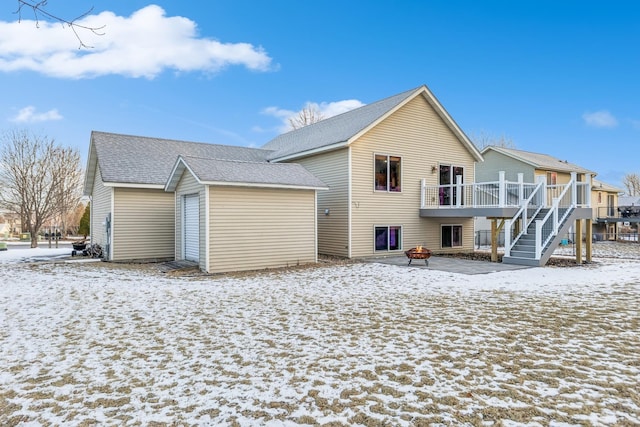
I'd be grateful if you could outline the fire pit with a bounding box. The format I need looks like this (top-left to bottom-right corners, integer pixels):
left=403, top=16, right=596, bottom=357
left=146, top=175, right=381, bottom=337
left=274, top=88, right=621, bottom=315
left=404, top=246, right=432, bottom=266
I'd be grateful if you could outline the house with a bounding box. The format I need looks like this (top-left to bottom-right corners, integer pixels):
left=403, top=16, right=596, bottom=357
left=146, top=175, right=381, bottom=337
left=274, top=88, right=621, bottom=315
left=262, top=85, right=483, bottom=258
left=476, top=146, right=596, bottom=185
left=474, top=146, right=595, bottom=265
left=83, top=131, right=326, bottom=273
left=617, top=195, right=640, bottom=234
left=591, top=179, right=623, bottom=240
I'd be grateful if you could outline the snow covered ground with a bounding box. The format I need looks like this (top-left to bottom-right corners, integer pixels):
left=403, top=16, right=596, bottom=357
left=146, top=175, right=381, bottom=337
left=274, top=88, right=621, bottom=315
left=1, top=244, right=639, bottom=426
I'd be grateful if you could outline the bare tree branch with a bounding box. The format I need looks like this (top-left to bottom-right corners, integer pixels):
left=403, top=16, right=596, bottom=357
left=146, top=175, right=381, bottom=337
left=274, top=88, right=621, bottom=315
left=14, top=1, right=105, bottom=48
left=469, top=130, right=517, bottom=150
left=622, top=173, right=640, bottom=197
left=288, top=104, right=325, bottom=130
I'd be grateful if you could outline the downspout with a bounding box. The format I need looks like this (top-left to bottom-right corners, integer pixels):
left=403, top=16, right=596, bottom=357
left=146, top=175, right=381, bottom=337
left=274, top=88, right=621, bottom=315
left=348, top=146, right=352, bottom=258
left=204, top=187, right=210, bottom=273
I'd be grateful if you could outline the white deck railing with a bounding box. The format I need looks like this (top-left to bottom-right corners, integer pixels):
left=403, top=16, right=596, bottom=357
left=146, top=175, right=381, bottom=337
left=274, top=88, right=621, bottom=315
left=504, top=172, right=590, bottom=260
left=421, top=172, right=539, bottom=209
left=422, top=171, right=591, bottom=262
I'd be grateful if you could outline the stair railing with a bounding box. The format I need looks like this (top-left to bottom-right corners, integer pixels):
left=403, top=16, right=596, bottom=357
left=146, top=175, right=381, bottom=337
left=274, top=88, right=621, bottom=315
left=534, top=173, right=577, bottom=259
left=504, top=177, right=545, bottom=257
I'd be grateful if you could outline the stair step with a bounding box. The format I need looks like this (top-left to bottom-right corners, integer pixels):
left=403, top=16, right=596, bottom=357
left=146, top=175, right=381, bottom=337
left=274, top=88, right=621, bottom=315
left=509, top=250, right=536, bottom=258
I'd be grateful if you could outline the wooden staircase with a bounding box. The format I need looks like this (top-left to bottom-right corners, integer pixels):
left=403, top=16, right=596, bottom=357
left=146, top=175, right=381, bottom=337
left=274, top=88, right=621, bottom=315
left=503, top=208, right=576, bottom=266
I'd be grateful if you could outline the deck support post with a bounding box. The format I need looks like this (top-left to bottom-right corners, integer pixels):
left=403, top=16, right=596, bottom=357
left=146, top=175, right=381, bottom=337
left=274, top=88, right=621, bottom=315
left=585, top=219, right=593, bottom=263
left=575, top=219, right=583, bottom=264
left=491, top=218, right=505, bottom=262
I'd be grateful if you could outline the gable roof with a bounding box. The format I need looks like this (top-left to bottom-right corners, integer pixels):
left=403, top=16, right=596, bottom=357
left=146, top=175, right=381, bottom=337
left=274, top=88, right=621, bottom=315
left=592, top=179, right=623, bottom=194
left=262, top=85, right=483, bottom=162
left=481, top=146, right=596, bottom=175
left=619, top=195, right=640, bottom=206
left=165, top=156, right=328, bottom=191
left=83, top=131, right=274, bottom=195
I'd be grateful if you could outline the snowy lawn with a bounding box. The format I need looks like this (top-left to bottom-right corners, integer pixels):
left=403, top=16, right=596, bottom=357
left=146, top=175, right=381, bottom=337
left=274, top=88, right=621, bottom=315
left=1, top=254, right=639, bottom=426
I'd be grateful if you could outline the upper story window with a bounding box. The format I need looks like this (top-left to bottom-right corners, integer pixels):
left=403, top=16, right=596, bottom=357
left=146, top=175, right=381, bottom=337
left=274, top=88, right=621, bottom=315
left=546, top=171, right=557, bottom=185
left=375, top=154, right=401, bottom=192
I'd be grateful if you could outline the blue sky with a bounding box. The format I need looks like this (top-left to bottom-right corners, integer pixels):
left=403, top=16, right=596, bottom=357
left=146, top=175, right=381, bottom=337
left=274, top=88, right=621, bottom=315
left=0, top=1, right=638, bottom=188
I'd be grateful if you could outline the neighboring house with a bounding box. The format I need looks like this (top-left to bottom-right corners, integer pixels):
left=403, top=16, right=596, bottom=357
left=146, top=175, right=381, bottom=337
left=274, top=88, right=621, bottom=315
left=476, top=146, right=596, bottom=186
left=83, top=131, right=326, bottom=273
left=475, top=146, right=596, bottom=233
left=591, top=179, right=623, bottom=240
left=618, top=195, right=640, bottom=233
left=262, top=85, right=483, bottom=258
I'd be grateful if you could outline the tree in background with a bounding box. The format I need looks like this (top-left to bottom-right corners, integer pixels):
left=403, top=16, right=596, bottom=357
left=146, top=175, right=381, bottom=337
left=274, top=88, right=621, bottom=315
left=622, top=173, right=640, bottom=196
left=469, top=130, right=517, bottom=150
left=0, top=130, right=83, bottom=248
left=14, top=1, right=105, bottom=48
left=78, top=202, right=90, bottom=238
left=288, top=104, right=325, bottom=130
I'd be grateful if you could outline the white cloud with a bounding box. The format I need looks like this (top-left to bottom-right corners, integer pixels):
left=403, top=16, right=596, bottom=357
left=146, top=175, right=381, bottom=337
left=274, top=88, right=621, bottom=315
left=0, top=5, right=273, bottom=79
left=10, top=106, right=63, bottom=123
left=263, top=99, right=365, bottom=132
left=582, top=110, right=618, bottom=128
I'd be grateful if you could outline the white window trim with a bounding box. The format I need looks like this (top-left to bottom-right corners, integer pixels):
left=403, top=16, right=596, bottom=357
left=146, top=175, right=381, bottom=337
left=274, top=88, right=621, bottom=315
left=373, top=153, right=403, bottom=193
left=373, top=225, right=403, bottom=252
left=441, top=224, right=463, bottom=249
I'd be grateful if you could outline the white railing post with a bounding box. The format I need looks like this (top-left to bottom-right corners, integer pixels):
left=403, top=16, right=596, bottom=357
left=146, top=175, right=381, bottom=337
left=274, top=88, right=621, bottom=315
left=570, top=172, right=577, bottom=207
left=499, top=171, right=506, bottom=207
left=455, top=175, right=463, bottom=207
left=537, top=175, right=547, bottom=207
left=472, top=182, right=477, bottom=207
left=421, top=178, right=426, bottom=208
left=553, top=198, right=559, bottom=234
left=535, top=220, right=543, bottom=259
left=518, top=173, right=524, bottom=203
left=504, top=219, right=512, bottom=257
left=586, top=175, right=592, bottom=207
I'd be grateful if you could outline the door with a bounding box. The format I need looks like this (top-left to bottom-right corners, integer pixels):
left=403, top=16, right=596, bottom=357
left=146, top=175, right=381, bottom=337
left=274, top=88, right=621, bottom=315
left=439, top=165, right=464, bottom=206
left=183, top=194, right=199, bottom=262
left=607, top=194, right=615, bottom=217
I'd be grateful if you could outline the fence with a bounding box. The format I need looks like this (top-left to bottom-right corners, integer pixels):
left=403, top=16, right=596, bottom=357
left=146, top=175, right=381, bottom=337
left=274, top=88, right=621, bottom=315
left=475, top=230, right=639, bottom=249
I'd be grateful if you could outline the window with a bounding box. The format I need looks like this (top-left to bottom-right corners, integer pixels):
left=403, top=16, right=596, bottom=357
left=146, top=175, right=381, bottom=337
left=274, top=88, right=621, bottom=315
left=546, top=171, right=557, bottom=185
left=598, top=192, right=602, bottom=204
left=439, top=164, right=464, bottom=206
left=441, top=225, right=462, bottom=248
left=375, top=155, right=401, bottom=192
left=375, top=226, right=402, bottom=251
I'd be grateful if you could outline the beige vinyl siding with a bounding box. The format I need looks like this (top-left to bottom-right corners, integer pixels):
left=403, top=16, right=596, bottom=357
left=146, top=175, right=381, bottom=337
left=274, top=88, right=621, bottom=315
left=534, top=169, right=577, bottom=185
left=90, top=165, right=112, bottom=248
left=350, top=94, right=476, bottom=257
left=294, top=149, right=349, bottom=257
left=112, top=188, right=175, bottom=261
left=174, top=170, right=206, bottom=270
left=208, top=186, right=317, bottom=273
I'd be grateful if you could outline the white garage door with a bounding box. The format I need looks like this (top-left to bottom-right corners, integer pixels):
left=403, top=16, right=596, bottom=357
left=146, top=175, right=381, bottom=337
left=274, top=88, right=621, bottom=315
left=183, top=194, right=199, bottom=262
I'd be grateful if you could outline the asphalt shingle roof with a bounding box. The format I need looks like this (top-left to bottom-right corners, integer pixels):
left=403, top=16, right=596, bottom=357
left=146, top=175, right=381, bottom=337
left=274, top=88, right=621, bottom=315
left=91, top=131, right=273, bottom=186
left=262, top=87, right=419, bottom=160
left=177, top=155, right=327, bottom=189
left=483, top=146, right=595, bottom=175
left=592, top=179, right=623, bottom=193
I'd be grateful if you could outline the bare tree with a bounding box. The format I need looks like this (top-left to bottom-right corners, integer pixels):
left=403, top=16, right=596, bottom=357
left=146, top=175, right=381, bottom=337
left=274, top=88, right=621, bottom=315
left=14, top=1, right=105, bottom=48
left=288, top=104, right=325, bottom=130
left=470, top=130, right=516, bottom=150
left=0, top=130, right=83, bottom=248
left=622, top=173, right=640, bottom=196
